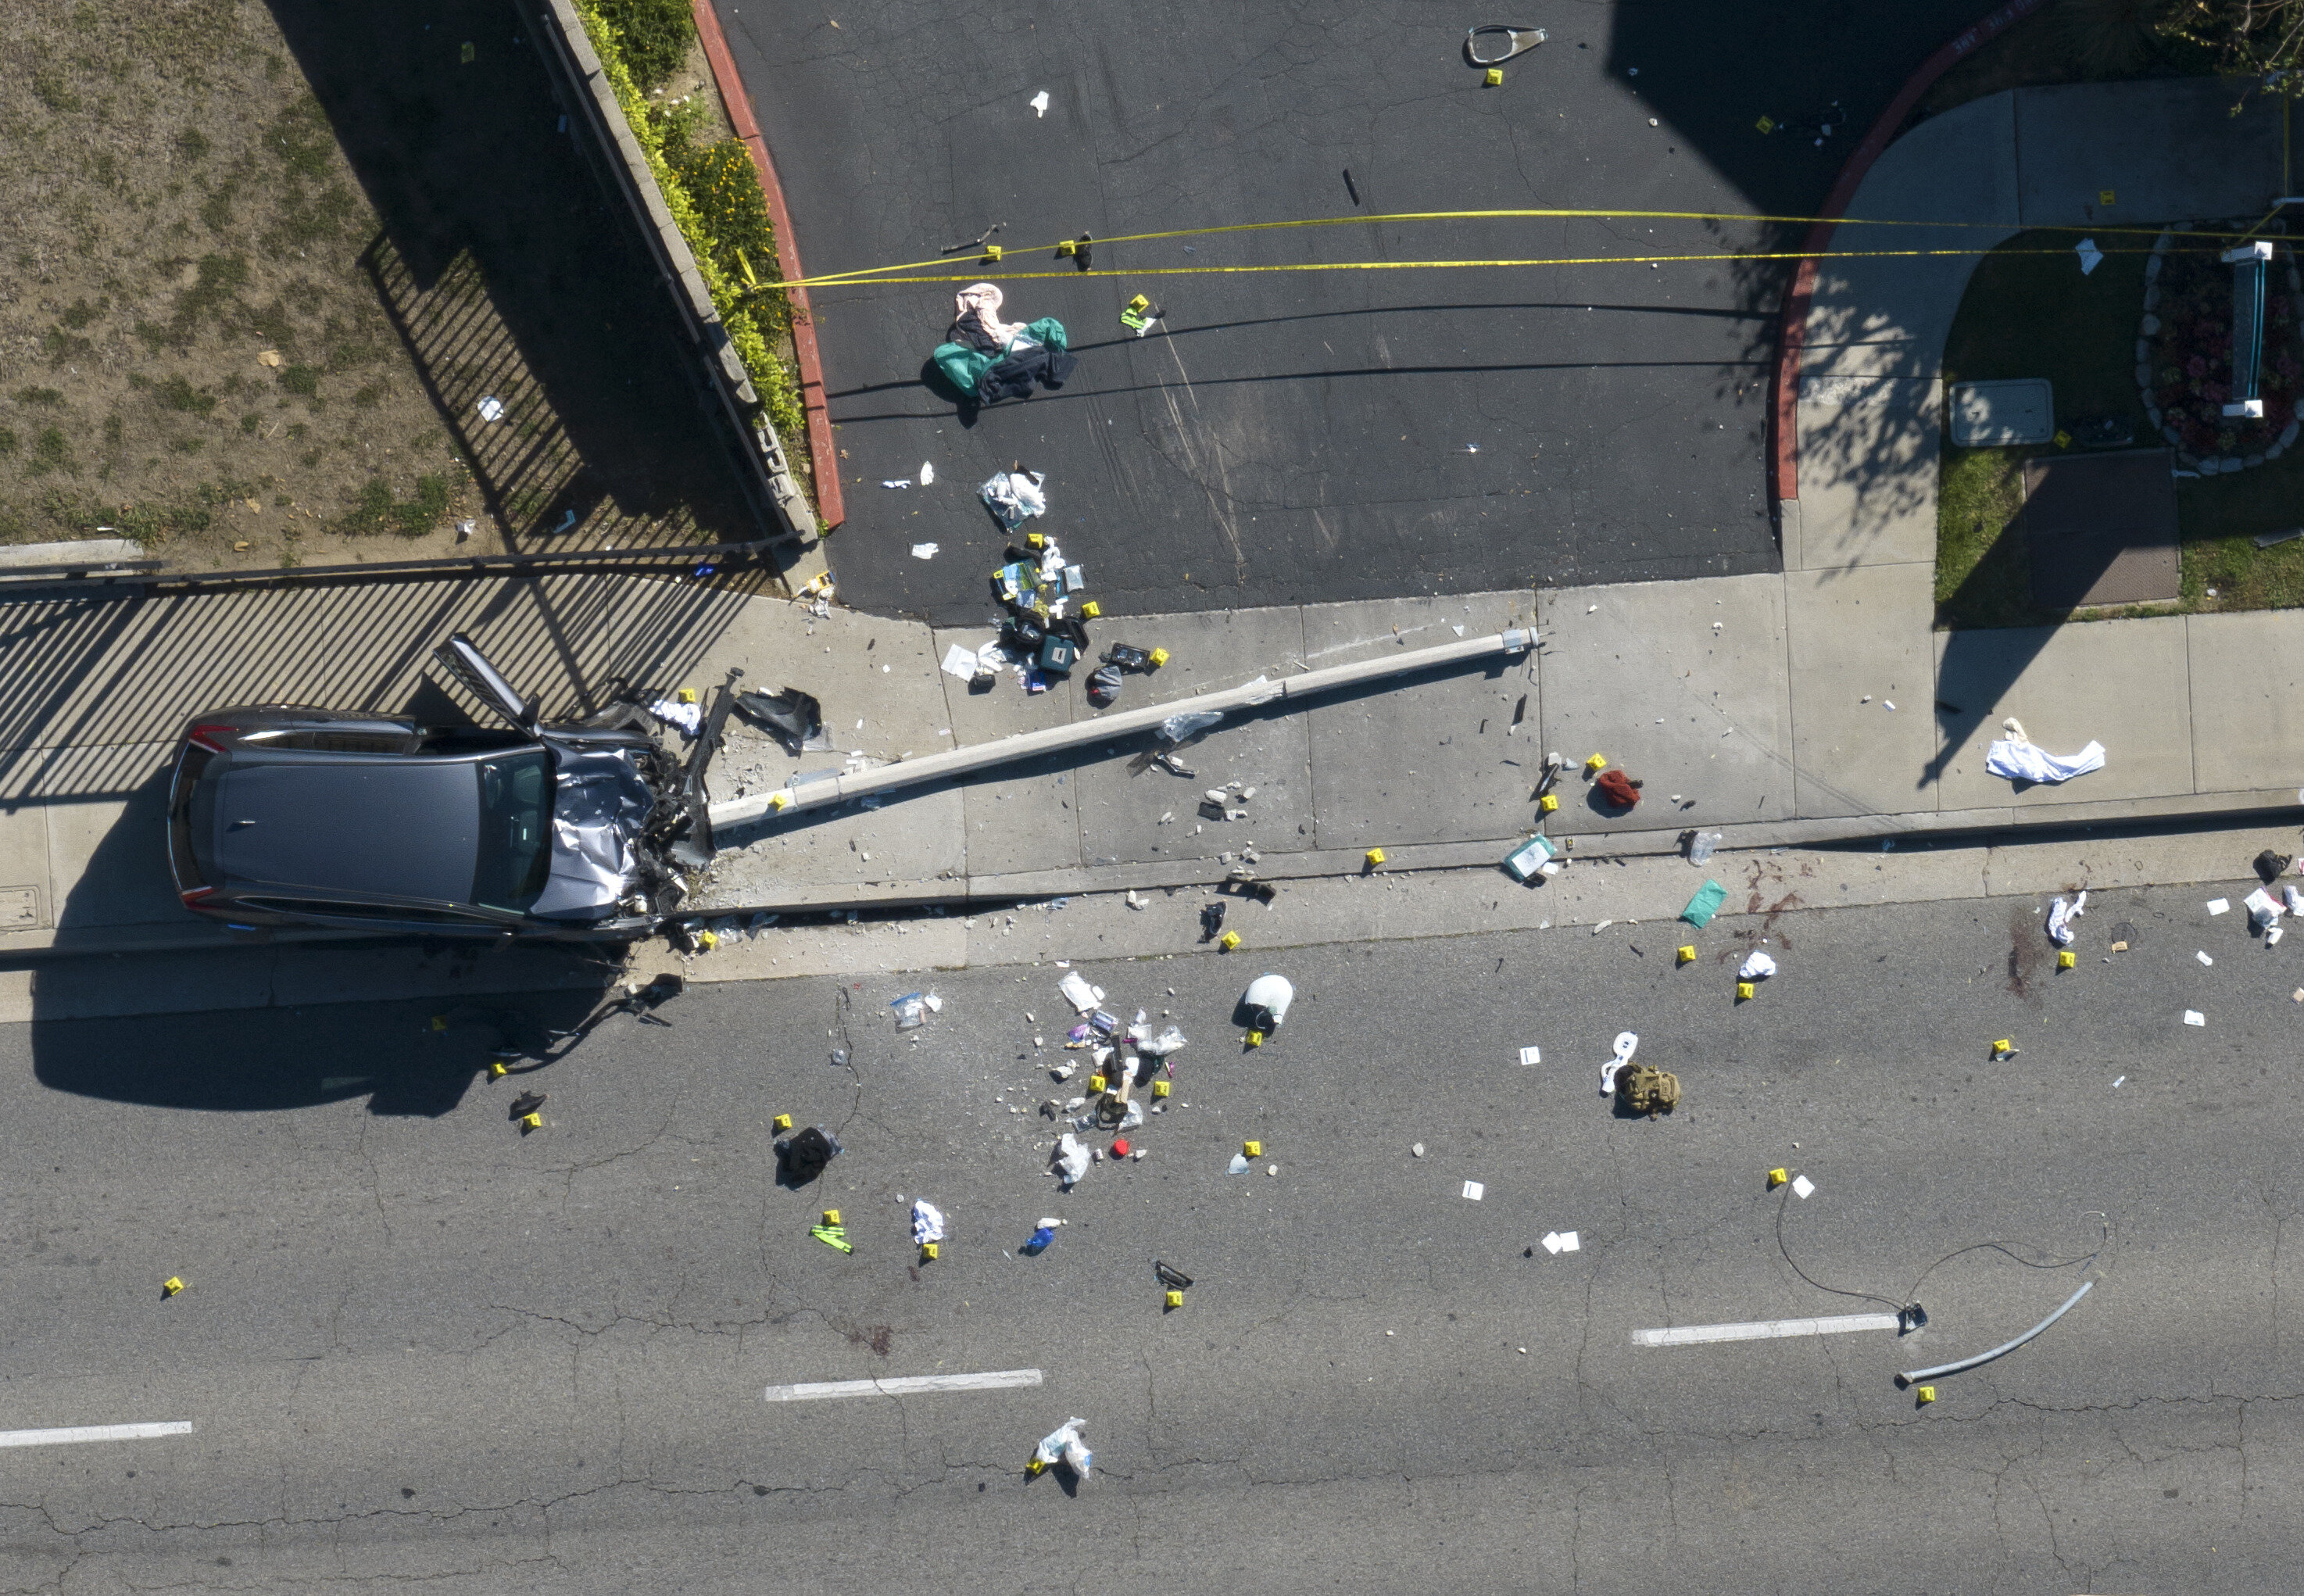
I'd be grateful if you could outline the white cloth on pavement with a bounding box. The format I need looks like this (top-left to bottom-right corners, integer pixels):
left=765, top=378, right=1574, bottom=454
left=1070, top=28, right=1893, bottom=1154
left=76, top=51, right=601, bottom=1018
left=1737, top=950, right=1777, bottom=980
left=911, top=1200, right=946, bottom=1245
left=1986, top=721, right=2105, bottom=785
left=2047, top=891, right=2088, bottom=946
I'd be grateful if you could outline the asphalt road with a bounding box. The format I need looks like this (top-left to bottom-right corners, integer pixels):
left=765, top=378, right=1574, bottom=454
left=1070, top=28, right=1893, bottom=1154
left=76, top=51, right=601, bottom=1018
left=4, top=882, right=2302, bottom=1591
left=721, top=0, right=1987, bottom=621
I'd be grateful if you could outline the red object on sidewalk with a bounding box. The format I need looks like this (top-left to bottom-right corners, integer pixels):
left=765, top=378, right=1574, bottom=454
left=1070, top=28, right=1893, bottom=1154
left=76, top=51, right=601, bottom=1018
left=1111, top=1138, right=1132, bottom=1158
left=1596, top=768, right=1641, bottom=809
left=690, top=0, right=846, bottom=531
left=1770, top=0, right=2048, bottom=506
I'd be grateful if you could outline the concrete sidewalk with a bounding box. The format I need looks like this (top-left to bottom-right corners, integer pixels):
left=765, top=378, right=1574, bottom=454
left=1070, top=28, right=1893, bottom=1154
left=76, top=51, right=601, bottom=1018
left=685, top=75, right=2295, bottom=920
left=2, top=80, right=2298, bottom=960
left=1769, top=78, right=2295, bottom=837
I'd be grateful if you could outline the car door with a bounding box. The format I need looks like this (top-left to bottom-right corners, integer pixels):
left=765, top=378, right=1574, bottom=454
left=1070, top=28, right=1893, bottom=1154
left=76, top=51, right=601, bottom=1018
left=431, top=633, right=538, bottom=732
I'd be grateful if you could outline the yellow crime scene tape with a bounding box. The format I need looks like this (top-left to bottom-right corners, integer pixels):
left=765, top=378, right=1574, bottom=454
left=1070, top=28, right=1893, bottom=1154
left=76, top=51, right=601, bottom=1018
left=792, top=245, right=2185, bottom=292
left=778, top=208, right=2234, bottom=292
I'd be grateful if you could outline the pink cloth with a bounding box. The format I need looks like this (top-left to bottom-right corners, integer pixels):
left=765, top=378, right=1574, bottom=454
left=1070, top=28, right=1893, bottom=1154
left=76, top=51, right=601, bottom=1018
left=954, top=283, right=1025, bottom=346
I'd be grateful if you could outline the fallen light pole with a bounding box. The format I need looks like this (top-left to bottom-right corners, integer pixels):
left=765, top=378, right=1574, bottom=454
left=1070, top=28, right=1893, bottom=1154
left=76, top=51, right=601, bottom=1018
left=707, top=628, right=1538, bottom=832
left=1895, top=1279, right=2093, bottom=1387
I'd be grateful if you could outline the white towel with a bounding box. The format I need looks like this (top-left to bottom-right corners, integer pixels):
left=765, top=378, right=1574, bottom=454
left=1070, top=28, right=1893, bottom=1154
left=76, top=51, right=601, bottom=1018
left=1986, top=736, right=2105, bottom=785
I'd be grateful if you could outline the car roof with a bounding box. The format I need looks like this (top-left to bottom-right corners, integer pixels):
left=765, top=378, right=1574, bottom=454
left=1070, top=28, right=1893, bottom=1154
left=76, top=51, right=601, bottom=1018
left=206, top=753, right=488, bottom=904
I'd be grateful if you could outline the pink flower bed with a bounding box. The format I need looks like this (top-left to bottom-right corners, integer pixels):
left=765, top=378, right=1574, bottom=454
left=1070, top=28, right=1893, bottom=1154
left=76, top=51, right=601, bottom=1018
left=2146, top=242, right=2300, bottom=463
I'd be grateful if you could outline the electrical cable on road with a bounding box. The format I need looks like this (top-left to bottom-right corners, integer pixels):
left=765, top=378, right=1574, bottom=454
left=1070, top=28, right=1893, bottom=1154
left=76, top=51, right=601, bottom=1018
left=1774, top=1190, right=2110, bottom=1324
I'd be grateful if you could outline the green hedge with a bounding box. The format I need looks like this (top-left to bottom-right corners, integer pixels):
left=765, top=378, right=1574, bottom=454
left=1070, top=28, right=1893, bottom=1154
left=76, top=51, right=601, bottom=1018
left=571, top=0, right=810, bottom=488
left=587, top=0, right=694, bottom=91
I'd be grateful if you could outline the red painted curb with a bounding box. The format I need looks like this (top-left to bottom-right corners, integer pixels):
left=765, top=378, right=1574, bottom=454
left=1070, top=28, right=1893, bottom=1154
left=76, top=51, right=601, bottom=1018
left=1771, top=0, right=2048, bottom=505
left=691, top=0, right=845, bottom=531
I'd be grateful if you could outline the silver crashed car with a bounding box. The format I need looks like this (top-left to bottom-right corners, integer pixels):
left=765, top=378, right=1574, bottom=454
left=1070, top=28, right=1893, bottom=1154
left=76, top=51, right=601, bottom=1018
left=166, top=634, right=692, bottom=939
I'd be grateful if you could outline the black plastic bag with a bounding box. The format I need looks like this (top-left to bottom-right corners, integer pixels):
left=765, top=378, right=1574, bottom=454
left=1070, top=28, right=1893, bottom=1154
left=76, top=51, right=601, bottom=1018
left=734, top=688, right=823, bottom=757
left=779, top=1125, right=839, bottom=1185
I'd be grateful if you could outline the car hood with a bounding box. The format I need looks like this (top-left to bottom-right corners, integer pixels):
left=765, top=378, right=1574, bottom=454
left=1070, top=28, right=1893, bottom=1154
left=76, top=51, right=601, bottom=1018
left=206, top=757, right=480, bottom=901
left=531, top=744, right=658, bottom=921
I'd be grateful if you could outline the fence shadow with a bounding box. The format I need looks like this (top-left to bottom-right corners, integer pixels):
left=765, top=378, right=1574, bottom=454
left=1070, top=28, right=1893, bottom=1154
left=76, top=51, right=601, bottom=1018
left=0, top=571, right=754, bottom=806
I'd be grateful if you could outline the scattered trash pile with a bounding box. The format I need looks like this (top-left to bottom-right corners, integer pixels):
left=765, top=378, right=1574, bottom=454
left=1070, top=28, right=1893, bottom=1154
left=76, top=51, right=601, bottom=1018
left=1501, top=750, right=1607, bottom=884
left=928, top=498, right=1168, bottom=704
left=2027, top=848, right=2304, bottom=1034
left=1040, top=967, right=1192, bottom=1188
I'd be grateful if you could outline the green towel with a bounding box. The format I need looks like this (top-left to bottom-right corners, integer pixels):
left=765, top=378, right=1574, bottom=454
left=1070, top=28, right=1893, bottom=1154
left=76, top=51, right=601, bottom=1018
left=1681, top=879, right=1726, bottom=929
left=810, top=1224, right=853, bottom=1254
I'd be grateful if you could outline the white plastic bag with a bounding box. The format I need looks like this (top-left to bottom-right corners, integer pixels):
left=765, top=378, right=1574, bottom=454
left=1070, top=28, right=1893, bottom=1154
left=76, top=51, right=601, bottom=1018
left=979, top=469, right=1048, bottom=528
left=1054, top=1133, right=1089, bottom=1186
left=2046, top=893, right=2088, bottom=946
left=1158, top=709, right=1225, bottom=743
left=1737, top=950, right=1777, bottom=980
left=2246, top=886, right=2284, bottom=932
left=911, top=1200, right=946, bottom=1245
left=1598, top=1031, right=1638, bottom=1096
left=1032, top=1418, right=1091, bottom=1478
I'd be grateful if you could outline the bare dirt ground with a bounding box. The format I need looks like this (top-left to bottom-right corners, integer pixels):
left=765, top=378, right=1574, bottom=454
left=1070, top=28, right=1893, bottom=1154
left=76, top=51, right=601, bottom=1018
left=0, top=0, right=757, bottom=571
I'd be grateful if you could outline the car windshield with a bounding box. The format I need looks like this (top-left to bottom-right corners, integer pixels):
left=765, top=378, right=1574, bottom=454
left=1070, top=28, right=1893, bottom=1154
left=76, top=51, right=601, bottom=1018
left=470, top=750, right=553, bottom=913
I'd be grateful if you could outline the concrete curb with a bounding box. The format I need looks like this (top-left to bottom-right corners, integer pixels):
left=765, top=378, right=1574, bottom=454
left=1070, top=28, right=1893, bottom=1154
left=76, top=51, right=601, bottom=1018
left=691, top=785, right=2303, bottom=915
left=1770, top=0, right=2048, bottom=506
left=691, top=0, right=846, bottom=535
left=13, top=792, right=2290, bottom=964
